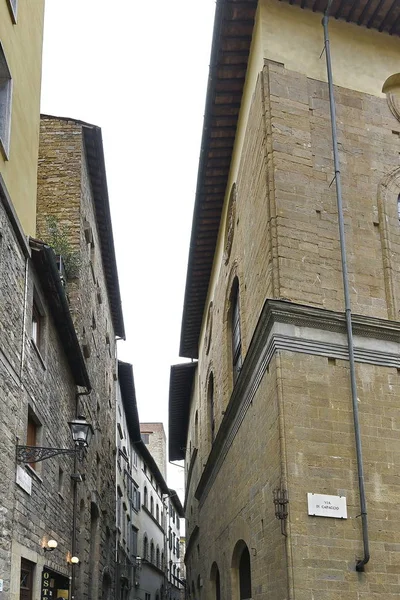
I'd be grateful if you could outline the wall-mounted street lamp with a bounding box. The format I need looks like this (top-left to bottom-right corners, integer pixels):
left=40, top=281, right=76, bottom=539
left=66, top=552, right=80, bottom=565
left=43, top=539, right=58, bottom=552
left=16, top=416, right=94, bottom=464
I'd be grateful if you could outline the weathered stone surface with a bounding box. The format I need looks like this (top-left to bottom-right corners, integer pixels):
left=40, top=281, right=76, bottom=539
left=184, top=61, right=400, bottom=599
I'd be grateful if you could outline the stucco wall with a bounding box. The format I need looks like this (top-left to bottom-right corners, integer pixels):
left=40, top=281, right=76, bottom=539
left=0, top=0, right=45, bottom=236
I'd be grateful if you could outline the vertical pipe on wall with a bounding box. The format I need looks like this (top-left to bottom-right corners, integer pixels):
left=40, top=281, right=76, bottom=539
left=322, top=0, right=370, bottom=572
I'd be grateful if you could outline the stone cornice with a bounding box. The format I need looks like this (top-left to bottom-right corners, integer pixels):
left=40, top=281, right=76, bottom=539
left=195, top=300, right=400, bottom=505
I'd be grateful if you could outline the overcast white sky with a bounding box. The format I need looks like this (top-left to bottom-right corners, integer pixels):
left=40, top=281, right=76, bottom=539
left=41, top=0, right=216, bottom=498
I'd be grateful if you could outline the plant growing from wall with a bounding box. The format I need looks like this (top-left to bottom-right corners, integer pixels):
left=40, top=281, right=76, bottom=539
left=43, top=216, right=81, bottom=279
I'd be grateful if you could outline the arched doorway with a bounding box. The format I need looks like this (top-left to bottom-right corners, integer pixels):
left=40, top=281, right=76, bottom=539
left=210, top=562, right=221, bottom=600
left=102, top=571, right=111, bottom=600
left=231, top=540, right=252, bottom=600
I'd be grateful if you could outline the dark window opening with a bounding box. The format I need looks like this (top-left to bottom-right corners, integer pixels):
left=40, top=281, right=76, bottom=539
left=231, top=279, right=242, bottom=383
left=239, top=546, right=252, bottom=600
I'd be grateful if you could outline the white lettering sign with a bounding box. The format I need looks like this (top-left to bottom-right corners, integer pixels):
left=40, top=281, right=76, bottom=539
left=16, top=466, right=32, bottom=495
left=307, top=493, right=347, bottom=519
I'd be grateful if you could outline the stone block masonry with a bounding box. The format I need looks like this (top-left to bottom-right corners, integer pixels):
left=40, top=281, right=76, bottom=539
left=183, top=60, right=400, bottom=599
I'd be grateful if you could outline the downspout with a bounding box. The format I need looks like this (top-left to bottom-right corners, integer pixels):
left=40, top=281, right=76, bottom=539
left=322, top=1, right=369, bottom=572
left=71, top=388, right=91, bottom=600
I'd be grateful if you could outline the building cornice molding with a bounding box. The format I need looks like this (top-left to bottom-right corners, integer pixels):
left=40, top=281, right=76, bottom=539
left=195, top=300, right=400, bottom=505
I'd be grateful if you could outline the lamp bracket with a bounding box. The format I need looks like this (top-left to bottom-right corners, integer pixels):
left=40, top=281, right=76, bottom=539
left=16, top=445, right=83, bottom=464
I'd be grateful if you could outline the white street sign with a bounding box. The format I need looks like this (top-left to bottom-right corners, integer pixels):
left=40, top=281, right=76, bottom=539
left=307, top=493, right=347, bottom=519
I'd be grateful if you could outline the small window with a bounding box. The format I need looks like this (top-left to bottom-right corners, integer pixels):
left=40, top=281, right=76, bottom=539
left=141, top=433, right=150, bottom=444
left=150, top=541, right=155, bottom=564
left=208, top=373, right=215, bottom=444
left=156, top=504, right=159, bottom=522
left=26, top=414, right=38, bottom=470
left=144, top=486, right=148, bottom=508
left=231, top=278, right=242, bottom=383
left=150, top=496, right=154, bottom=515
left=0, top=43, right=12, bottom=157
left=143, top=536, right=148, bottom=560
left=58, top=467, right=64, bottom=496
left=31, top=301, right=42, bottom=349
left=131, top=526, right=138, bottom=557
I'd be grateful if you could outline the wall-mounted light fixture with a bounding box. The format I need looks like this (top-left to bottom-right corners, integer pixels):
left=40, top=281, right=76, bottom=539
left=43, top=539, right=58, bottom=552
left=16, top=416, right=94, bottom=464
left=66, top=551, right=80, bottom=565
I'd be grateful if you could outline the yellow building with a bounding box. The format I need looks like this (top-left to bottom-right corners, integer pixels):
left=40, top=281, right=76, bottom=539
left=0, top=0, right=45, bottom=237
left=170, top=0, right=400, bottom=598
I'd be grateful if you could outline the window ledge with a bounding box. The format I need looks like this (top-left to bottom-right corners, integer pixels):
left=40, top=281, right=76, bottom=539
left=142, top=505, right=164, bottom=532
left=25, top=464, right=43, bottom=483
left=30, top=338, right=46, bottom=369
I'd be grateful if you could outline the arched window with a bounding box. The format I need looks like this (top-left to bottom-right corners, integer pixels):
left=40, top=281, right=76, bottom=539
left=156, top=546, right=160, bottom=568
left=161, top=551, right=165, bottom=570
left=194, top=410, right=199, bottom=448
left=169, top=561, right=173, bottom=582
left=150, top=541, right=155, bottom=564
left=156, top=503, right=159, bottom=522
left=208, top=373, right=215, bottom=444
left=232, top=541, right=252, bottom=600
left=210, top=562, right=221, bottom=600
left=239, top=546, right=252, bottom=599
left=231, top=278, right=242, bottom=383
left=144, top=486, right=148, bottom=508
left=177, top=567, right=180, bottom=582
left=143, top=535, right=148, bottom=560
left=150, top=495, right=154, bottom=515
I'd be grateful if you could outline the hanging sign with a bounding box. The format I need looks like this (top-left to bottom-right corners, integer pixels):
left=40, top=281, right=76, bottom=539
left=307, top=493, right=347, bottom=519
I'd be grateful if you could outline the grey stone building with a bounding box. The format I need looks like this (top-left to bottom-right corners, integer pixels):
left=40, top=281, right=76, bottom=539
left=0, top=110, right=125, bottom=600
left=117, top=362, right=184, bottom=600
left=36, top=115, right=126, bottom=600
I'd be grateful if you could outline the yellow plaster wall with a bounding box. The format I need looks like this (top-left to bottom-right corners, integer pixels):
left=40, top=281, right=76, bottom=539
left=261, top=0, right=400, bottom=99
left=199, top=0, right=400, bottom=356
left=0, top=0, right=45, bottom=236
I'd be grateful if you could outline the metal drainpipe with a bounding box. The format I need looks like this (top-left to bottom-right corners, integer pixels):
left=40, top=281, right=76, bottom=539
left=71, top=388, right=92, bottom=600
left=322, top=0, right=369, bottom=572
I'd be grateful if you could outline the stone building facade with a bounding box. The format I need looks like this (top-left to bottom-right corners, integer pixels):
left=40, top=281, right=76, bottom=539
left=36, top=115, right=125, bottom=600
left=118, top=360, right=170, bottom=600
left=169, top=1, right=400, bottom=599
left=140, top=423, right=167, bottom=480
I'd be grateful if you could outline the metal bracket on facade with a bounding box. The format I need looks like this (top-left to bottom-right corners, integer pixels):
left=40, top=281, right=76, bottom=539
left=16, top=444, right=83, bottom=464
left=273, top=488, right=289, bottom=536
